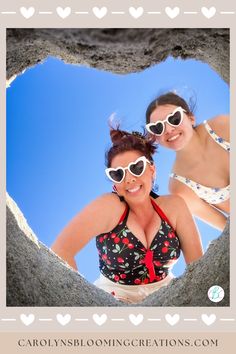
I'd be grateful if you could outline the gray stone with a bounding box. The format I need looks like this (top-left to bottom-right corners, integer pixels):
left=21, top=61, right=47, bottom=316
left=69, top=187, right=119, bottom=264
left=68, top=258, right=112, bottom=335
left=7, top=29, right=229, bottom=83
left=6, top=194, right=123, bottom=307
left=7, top=193, right=229, bottom=307
left=6, top=28, right=229, bottom=306
left=140, top=222, right=229, bottom=307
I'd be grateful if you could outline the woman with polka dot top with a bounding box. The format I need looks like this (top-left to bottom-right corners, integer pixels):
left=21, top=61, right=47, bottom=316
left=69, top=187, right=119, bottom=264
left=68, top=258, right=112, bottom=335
left=51, top=128, right=203, bottom=304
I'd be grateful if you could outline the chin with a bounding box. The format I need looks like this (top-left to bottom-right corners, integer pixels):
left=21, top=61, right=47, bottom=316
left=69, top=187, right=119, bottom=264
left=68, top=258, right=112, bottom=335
left=166, top=140, right=185, bottom=151
left=171, top=144, right=184, bottom=152
left=163, top=143, right=178, bottom=151
left=126, top=188, right=151, bottom=202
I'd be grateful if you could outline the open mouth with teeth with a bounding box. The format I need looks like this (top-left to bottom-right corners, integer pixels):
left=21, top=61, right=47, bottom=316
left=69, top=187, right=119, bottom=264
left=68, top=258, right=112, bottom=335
left=126, top=185, right=142, bottom=194
left=167, top=133, right=181, bottom=142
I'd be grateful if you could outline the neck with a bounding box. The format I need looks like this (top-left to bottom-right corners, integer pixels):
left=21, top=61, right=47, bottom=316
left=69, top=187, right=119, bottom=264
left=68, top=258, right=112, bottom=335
left=175, top=128, right=205, bottom=163
left=128, top=197, right=154, bottom=219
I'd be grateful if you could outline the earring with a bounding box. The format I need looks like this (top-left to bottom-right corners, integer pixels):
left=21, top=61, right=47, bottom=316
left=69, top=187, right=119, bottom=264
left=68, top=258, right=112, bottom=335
left=112, top=184, right=124, bottom=201
left=152, top=173, right=158, bottom=191
left=152, top=173, right=156, bottom=185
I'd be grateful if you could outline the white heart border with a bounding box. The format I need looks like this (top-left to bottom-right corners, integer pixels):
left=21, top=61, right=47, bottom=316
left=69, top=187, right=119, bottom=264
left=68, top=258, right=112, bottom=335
left=0, top=0, right=234, bottom=334
left=0, top=7, right=235, bottom=18
left=1, top=313, right=234, bottom=328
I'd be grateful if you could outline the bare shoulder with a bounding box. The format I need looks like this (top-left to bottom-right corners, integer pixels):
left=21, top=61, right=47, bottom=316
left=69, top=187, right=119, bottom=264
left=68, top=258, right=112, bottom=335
left=157, top=194, right=187, bottom=209
left=154, top=195, right=189, bottom=229
left=95, top=192, right=123, bottom=205
left=87, top=192, right=125, bottom=216
left=97, top=193, right=126, bottom=231
left=207, top=114, right=229, bottom=141
left=71, top=192, right=126, bottom=236
left=208, top=114, right=229, bottom=127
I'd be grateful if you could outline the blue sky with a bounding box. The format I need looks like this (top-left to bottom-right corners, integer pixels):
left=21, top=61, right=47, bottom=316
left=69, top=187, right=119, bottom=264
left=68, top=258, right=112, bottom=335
left=7, top=56, right=229, bottom=283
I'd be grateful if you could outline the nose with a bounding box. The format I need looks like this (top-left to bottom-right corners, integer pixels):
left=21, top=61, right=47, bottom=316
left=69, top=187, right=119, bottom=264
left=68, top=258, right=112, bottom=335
left=124, top=170, right=136, bottom=184
left=164, top=122, right=176, bottom=134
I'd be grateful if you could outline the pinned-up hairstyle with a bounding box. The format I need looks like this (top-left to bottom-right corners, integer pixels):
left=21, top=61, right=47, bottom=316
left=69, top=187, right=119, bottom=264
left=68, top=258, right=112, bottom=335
left=105, top=128, right=157, bottom=168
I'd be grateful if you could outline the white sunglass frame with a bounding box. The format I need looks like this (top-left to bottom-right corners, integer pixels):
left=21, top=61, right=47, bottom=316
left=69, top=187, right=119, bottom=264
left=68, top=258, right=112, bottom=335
left=145, top=106, right=186, bottom=136
left=105, top=156, right=151, bottom=184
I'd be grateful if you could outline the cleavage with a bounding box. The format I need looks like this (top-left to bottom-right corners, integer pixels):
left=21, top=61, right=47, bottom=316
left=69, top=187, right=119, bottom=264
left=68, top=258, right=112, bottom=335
left=126, top=213, right=161, bottom=249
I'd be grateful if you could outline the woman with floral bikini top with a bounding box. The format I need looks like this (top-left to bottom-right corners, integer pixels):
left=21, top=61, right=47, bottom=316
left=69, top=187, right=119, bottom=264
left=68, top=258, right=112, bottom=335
left=52, top=128, right=203, bottom=304
left=145, top=92, right=229, bottom=231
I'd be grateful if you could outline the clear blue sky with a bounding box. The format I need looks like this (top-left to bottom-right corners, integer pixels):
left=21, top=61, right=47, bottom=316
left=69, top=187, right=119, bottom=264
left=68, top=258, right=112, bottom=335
left=7, top=56, right=229, bottom=283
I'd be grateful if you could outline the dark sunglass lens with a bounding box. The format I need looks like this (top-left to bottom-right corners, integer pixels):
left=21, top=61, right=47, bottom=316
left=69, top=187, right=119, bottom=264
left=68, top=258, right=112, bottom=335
left=130, top=160, right=144, bottom=176
left=150, top=122, right=163, bottom=135
left=109, top=169, right=124, bottom=182
left=168, top=111, right=182, bottom=126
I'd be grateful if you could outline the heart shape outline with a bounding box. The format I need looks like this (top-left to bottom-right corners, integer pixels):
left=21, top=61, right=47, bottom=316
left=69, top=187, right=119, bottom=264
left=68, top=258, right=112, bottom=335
left=92, top=7, right=108, bottom=19
left=201, top=314, right=216, bottom=326
left=20, top=7, right=35, bottom=19
left=20, top=314, right=35, bottom=326
left=165, top=7, right=180, bottom=19
left=129, top=314, right=144, bottom=326
left=129, top=7, right=144, bottom=19
left=56, top=314, right=71, bottom=326
left=165, top=314, right=180, bottom=326
left=93, top=313, right=107, bottom=326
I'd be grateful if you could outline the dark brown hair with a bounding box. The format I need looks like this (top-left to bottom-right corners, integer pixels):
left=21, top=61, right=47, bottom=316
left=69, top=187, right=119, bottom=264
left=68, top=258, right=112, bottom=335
left=106, top=128, right=157, bottom=167
left=146, top=92, right=195, bottom=124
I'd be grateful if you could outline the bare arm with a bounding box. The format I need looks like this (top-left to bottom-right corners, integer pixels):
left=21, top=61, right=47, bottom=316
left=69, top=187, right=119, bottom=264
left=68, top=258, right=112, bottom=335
left=159, top=195, right=203, bottom=264
left=51, top=194, right=124, bottom=271
left=169, top=179, right=227, bottom=231
left=173, top=196, right=203, bottom=264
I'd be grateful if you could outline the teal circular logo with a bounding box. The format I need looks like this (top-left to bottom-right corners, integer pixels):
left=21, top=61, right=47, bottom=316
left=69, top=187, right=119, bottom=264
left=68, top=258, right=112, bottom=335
left=208, top=285, right=224, bottom=302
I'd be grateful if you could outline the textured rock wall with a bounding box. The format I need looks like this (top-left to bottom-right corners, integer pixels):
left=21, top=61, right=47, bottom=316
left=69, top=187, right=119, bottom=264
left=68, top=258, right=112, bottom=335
left=7, top=29, right=229, bottom=83
left=7, top=194, right=229, bottom=307
left=6, top=194, right=122, bottom=307
left=6, top=29, right=229, bottom=306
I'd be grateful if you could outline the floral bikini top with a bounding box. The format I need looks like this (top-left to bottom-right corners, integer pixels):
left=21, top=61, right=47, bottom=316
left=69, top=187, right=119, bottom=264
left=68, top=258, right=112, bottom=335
left=170, top=120, right=230, bottom=205
left=96, top=197, right=181, bottom=286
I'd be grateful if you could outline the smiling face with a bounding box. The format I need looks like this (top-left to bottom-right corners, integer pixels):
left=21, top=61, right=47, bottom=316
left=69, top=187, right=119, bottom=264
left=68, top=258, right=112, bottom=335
left=149, top=104, right=195, bottom=151
left=110, top=150, right=155, bottom=203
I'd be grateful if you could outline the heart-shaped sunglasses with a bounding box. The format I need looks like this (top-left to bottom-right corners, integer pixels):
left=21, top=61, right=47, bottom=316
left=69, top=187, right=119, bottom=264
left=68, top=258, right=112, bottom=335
left=105, top=156, right=151, bottom=183
left=146, top=106, right=186, bottom=136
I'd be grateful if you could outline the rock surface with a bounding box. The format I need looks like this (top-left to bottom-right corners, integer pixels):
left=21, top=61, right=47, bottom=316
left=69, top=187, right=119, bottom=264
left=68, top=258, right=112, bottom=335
left=6, top=29, right=229, bottom=306
left=6, top=29, right=229, bottom=83
left=6, top=194, right=122, bottom=307
left=7, top=194, right=229, bottom=307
